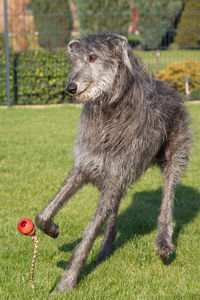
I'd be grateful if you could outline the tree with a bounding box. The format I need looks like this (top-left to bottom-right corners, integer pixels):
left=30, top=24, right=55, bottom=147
left=75, top=0, right=131, bottom=35
left=175, top=0, right=200, bottom=48
left=31, top=0, right=72, bottom=49
left=69, top=0, right=80, bottom=36
left=135, top=0, right=182, bottom=49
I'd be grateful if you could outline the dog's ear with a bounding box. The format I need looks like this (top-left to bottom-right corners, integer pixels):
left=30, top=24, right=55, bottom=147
left=107, top=34, right=133, bottom=73
left=67, top=39, right=80, bottom=54
left=117, top=35, right=133, bottom=73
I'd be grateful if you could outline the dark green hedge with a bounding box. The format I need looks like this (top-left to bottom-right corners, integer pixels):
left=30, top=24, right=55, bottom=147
left=175, top=0, right=200, bottom=48
left=0, top=50, right=70, bottom=105
left=0, top=52, right=12, bottom=105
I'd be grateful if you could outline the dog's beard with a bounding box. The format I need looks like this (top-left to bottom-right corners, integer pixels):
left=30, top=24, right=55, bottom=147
left=74, top=84, right=103, bottom=102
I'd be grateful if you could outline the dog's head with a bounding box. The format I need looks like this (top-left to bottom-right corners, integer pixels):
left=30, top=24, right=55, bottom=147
left=66, top=33, right=133, bottom=102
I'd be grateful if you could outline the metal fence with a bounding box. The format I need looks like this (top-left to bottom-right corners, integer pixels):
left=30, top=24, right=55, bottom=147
left=0, top=0, right=200, bottom=106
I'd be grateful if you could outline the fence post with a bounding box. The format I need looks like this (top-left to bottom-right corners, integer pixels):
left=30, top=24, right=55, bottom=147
left=4, top=0, right=11, bottom=107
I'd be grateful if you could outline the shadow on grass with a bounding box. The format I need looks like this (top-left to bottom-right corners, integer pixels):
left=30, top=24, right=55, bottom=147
left=56, top=185, right=200, bottom=284
left=57, top=238, right=81, bottom=270
left=116, top=185, right=200, bottom=265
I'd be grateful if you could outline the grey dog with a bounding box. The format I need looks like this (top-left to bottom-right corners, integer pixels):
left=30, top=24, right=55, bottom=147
left=36, top=32, right=192, bottom=292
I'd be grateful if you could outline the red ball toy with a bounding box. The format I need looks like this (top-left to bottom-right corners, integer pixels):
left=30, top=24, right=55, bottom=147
left=17, top=218, right=36, bottom=236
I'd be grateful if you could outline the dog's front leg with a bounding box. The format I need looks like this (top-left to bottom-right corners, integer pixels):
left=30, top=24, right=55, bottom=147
left=36, top=167, right=85, bottom=238
left=55, top=190, right=121, bottom=292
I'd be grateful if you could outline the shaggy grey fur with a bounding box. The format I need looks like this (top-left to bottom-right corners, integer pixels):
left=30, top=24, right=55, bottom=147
left=35, top=32, right=192, bottom=292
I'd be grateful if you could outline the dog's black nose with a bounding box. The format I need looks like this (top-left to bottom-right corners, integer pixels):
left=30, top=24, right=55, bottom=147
left=66, top=82, right=77, bottom=94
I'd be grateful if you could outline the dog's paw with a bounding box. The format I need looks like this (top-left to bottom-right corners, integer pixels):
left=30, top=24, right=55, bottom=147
left=156, top=240, right=175, bottom=260
left=55, top=275, right=77, bottom=293
left=35, top=214, right=60, bottom=238
left=95, top=244, right=114, bottom=265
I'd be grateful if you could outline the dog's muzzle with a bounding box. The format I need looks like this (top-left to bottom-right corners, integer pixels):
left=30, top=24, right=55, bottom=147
left=66, top=82, right=77, bottom=95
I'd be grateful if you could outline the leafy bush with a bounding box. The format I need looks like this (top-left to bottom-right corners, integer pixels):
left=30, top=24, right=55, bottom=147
left=76, top=0, right=131, bottom=35
left=0, top=34, right=5, bottom=51
left=0, top=50, right=70, bottom=105
left=30, top=0, right=72, bottom=49
left=135, top=0, right=182, bottom=49
left=127, top=34, right=141, bottom=48
left=175, top=0, right=200, bottom=48
left=0, top=52, right=14, bottom=105
left=158, top=58, right=200, bottom=96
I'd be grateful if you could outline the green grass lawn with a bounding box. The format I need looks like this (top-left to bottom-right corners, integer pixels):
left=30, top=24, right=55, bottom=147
left=1, top=103, right=200, bottom=299
left=135, top=49, right=200, bottom=73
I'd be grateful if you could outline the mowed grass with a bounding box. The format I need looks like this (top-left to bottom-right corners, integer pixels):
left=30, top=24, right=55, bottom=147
left=1, top=103, right=200, bottom=299
left=135, top=49, right=200, bottom=73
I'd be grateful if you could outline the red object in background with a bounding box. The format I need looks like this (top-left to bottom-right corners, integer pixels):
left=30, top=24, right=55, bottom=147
left=132, top=8, right=138, bottom=32
left=17, top=218, right=36, bottom=236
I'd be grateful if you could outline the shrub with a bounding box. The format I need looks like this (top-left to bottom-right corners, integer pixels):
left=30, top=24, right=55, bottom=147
left=76, top=0, right=131, bottom=35
left=0, top=52, right=14, bottom=105
left=30, top=0, right=72, bottom=49
left=135, top=0, right=182, bottom=49
left=0, top=34, right=5, bottom=51
left=0, top=50, right=70, bottom=105
left=158, top=58, right=200, bottom=96
left=175, top=0, right=200, bottom=48
left=127, top=34, right=141, bottom=48
left=17, top=50, right=70, bottom=104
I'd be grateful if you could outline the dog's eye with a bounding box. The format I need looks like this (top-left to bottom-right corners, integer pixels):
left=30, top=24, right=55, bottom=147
left=88, top=55, right=97, bottom=63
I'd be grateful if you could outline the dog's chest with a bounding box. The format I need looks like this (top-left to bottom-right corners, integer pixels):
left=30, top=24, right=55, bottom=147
left=74, top=122, right=162, bottom=182
left=74, top=106, right=165, bottom=184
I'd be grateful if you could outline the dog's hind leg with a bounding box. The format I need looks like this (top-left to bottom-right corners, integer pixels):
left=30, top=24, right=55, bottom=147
left=95, top=206, right=119, bottom=264
left=56, top=190, right=121, bottom=292
left=156, top=167, right=177, bottom=259
left=36, top=167, right=85, bottom=238
left=156, top=117, right=191, bottom=259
